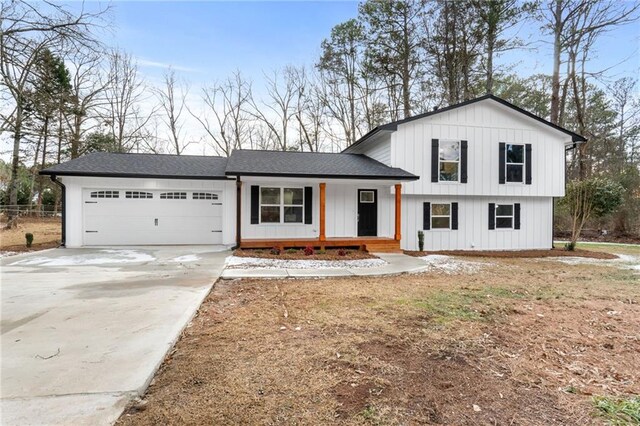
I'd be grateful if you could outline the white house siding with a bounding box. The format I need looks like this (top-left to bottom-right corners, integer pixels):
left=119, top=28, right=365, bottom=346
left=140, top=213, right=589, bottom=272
left=241, top=177, right=396, bottom=240
left=346, top=132, right=392, bottom=166
left=390, top=100, right=570, bottom=197
left=401, top=195, right=553, bottom=251
left=59, top=176, right=236, bottom=248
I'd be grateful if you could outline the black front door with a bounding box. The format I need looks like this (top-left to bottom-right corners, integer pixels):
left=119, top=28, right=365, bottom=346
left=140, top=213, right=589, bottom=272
left=357, top=189, right=377, bottom=236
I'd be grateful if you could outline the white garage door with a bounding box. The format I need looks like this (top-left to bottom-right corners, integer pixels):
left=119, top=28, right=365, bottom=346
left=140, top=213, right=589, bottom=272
left=82, top=189, right=223, bottom=245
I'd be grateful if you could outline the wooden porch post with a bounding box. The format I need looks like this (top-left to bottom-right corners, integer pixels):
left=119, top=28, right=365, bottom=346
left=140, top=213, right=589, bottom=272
left=394, top=183, right=402, bottom=241
left=319, top=182, right=326, bottom=242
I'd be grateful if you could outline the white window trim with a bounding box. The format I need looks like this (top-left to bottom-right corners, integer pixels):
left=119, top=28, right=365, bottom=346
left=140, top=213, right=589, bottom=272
left=431, top=202, right=452, bottom=230
left=259, top=186, right=305, bottom=225
left=359, top=190, right=375, bottom=203
left=505, top=143, right=525, bottom=184
left=495, top=203, right=514, bottom=230
left=438, top=140, right=461, bottom=183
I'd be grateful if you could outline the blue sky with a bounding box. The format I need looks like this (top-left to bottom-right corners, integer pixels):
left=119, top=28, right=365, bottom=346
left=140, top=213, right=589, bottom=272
left=92, top=0, right=639, bottom=89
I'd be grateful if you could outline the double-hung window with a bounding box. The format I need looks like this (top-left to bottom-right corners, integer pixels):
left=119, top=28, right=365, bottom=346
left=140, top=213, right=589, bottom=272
left=260, top=187, right=304, bottom=224
left=431, top=203, right=451, bottom=229
left=439, top=140, right=460, bottom=182
left=506, top=144, right=524, bottom=183
left=495, top=204, right=514, bottom=229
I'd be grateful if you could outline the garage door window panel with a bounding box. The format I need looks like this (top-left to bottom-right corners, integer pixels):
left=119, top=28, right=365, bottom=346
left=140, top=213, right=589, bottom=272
left=91, top=190, right=119, bottom=198
left=193, top=192, right=218, bottom=200
left=160, top=192, right=187, bottom=200
left=125, top=191, right=153, bottom=199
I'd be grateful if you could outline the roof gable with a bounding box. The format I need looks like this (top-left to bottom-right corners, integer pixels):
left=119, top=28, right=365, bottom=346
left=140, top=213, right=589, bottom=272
left=344, top=94, right=586, bottom=152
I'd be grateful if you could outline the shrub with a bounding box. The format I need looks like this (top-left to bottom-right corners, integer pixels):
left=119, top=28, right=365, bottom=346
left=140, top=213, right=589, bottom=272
left=317, top=249, right=326, bottom=255
left=303, top=245, right=314, bottom=256
left=286, top=248, right=298, bottom=254
left=337, top=249, right=347, bottom=256
left=25, top=232, right=34, bottom=248
left=418, top=230, right=425, bottom=251
left=270, top=246, right=281, bottom=255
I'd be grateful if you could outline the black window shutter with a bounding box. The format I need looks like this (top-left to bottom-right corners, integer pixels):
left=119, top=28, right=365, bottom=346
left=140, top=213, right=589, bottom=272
left=423, top=202, right=431, bottom=230
left=499, top=143, right=506, bottom=184
left=304, top=186, right=313, bottom=224
left=525, top=144, right=532, bottom=185
left=250, top=185, right=259, bottom=224
left=488, top=203, right=495, bottom=230
left=431, top=139, right=439, bottom=182
left=451, top=202, right=459, bottom=230
left=460, top=140, right=468, bottom=183
left=514, top=203, right=521, bottom=229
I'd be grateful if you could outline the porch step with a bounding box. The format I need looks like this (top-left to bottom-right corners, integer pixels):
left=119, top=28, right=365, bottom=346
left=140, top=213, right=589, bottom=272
left=363, top=241, right=402, bottom=253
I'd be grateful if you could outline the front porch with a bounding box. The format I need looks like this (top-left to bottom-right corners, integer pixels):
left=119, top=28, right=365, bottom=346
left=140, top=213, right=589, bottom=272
left=237, top=181, right=403, bottom=253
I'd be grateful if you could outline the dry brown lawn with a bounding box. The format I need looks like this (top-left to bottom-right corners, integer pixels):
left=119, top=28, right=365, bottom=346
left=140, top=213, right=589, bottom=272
left=0, top=216, right=61, bottom=251
left=119, top=246, right=640, bottom=426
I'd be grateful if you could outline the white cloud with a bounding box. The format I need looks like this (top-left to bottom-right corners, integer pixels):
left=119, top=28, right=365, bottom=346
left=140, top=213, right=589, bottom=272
left=135, top=58, right=200, bottom=73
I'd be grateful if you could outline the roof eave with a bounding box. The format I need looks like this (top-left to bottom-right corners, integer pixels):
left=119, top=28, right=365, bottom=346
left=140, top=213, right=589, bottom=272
left=39, top=170, right=233, bottom=180
left=225, top=171, right=418, bottom=181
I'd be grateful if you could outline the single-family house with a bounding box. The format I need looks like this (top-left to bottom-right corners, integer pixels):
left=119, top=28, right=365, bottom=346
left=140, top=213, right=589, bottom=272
left=41, top=94, right=585, bottom=251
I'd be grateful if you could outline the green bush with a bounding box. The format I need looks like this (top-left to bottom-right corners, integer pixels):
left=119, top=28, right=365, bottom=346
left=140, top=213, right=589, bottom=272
left=25, top=233, right=34, bottom=248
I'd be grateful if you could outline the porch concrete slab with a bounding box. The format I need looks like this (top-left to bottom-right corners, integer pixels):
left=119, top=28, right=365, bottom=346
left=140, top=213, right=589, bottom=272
left=1, top=246, right=228, bottom=425
left=221, top=253, right=428, bottom=279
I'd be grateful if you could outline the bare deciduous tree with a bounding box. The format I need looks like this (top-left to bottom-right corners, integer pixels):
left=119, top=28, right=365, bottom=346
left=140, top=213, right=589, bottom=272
left=154, top=69, right=190, bottom=155
left=190, top=71, right=253, bottom=156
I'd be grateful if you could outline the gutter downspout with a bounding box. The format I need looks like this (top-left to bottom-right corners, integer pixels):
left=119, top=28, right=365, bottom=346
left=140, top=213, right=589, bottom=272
left=49, top=175, right=66, bottom=247
left=233, top=176, right=242, bottom=250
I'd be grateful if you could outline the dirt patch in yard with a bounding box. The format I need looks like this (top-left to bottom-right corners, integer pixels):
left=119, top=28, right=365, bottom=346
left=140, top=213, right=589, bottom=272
left=234, top=248, right=377, bottom=260
left=405, top=248, right=617, bottom=259
left=118, top=252, right=639, bottom=425
left=0, top=216, right=61, bottom=251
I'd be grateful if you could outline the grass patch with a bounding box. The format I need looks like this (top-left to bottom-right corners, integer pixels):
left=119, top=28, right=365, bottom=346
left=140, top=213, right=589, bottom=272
left=593, top=395, right=640, bottom=425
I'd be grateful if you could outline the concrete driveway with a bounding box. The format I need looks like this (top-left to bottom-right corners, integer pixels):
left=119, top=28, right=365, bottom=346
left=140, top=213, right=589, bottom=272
left=1, top=246, right=228, bottom=425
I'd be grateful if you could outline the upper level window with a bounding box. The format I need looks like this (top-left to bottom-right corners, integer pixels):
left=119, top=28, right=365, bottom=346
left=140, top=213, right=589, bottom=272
left=506, top=144, right=524, bottom=183
left=160, top=192, right=186, bottom=200
left=431, top=203, right=451, bottom=229
left=260, top=187, right=303, bottom=224
left=90, top=190, right=119, bottom=198
left=439, top=140, right=460, bottom=182
left=495, top=204, right=514, bottom=229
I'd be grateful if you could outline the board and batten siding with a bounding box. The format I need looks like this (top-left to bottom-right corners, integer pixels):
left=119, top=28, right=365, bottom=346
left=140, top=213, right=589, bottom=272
left=241, top=177, right=395, bottom=240
left=59, top=176, right=237, bottom=248
left=389, top=100, right=569, bottom=197
left=402, top=195, right=553, bottom=251
left=346, top=133, right=392, bottom=166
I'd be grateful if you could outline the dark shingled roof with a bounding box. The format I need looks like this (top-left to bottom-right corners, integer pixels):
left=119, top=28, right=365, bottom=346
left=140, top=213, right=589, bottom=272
left=40, top=152, right=230, bottom=180
left=225, top=149, right=418, bottom=180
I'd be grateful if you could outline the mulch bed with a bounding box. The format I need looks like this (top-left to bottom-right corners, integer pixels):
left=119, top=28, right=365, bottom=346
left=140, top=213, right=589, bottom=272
left=404, top=248, right=617, bottom=260
left=233, top=248, right=376, bottom=261
left=1, top=240, right=60, bottom=254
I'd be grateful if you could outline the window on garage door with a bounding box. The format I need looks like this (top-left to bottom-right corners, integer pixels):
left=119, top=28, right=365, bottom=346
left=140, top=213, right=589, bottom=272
left=193, top=192, right=218, bottom=200
left=160, top=192, right=187, bottom=199
left=125, top=191, right=153, bottom=199
left=90, top=190, right=119, bottom=198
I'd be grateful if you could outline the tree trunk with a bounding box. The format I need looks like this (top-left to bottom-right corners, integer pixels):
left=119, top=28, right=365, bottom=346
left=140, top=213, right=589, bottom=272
left=550, top=0, right=562, bottom=124
left=486, top=26, right=495, bottom=94
left=6, top=104, right=24, bottom=228
left=37, top=116, right=50, bottom=210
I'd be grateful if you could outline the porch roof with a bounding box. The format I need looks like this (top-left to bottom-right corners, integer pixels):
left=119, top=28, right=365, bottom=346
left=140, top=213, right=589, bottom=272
left=225, top=149, right=418, bottom=180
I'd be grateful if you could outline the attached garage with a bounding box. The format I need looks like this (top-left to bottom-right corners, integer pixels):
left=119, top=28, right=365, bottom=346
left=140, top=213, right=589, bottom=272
left=82, top=188, right=224, bottom=245
left=40, top=153, right=237, bottom=248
